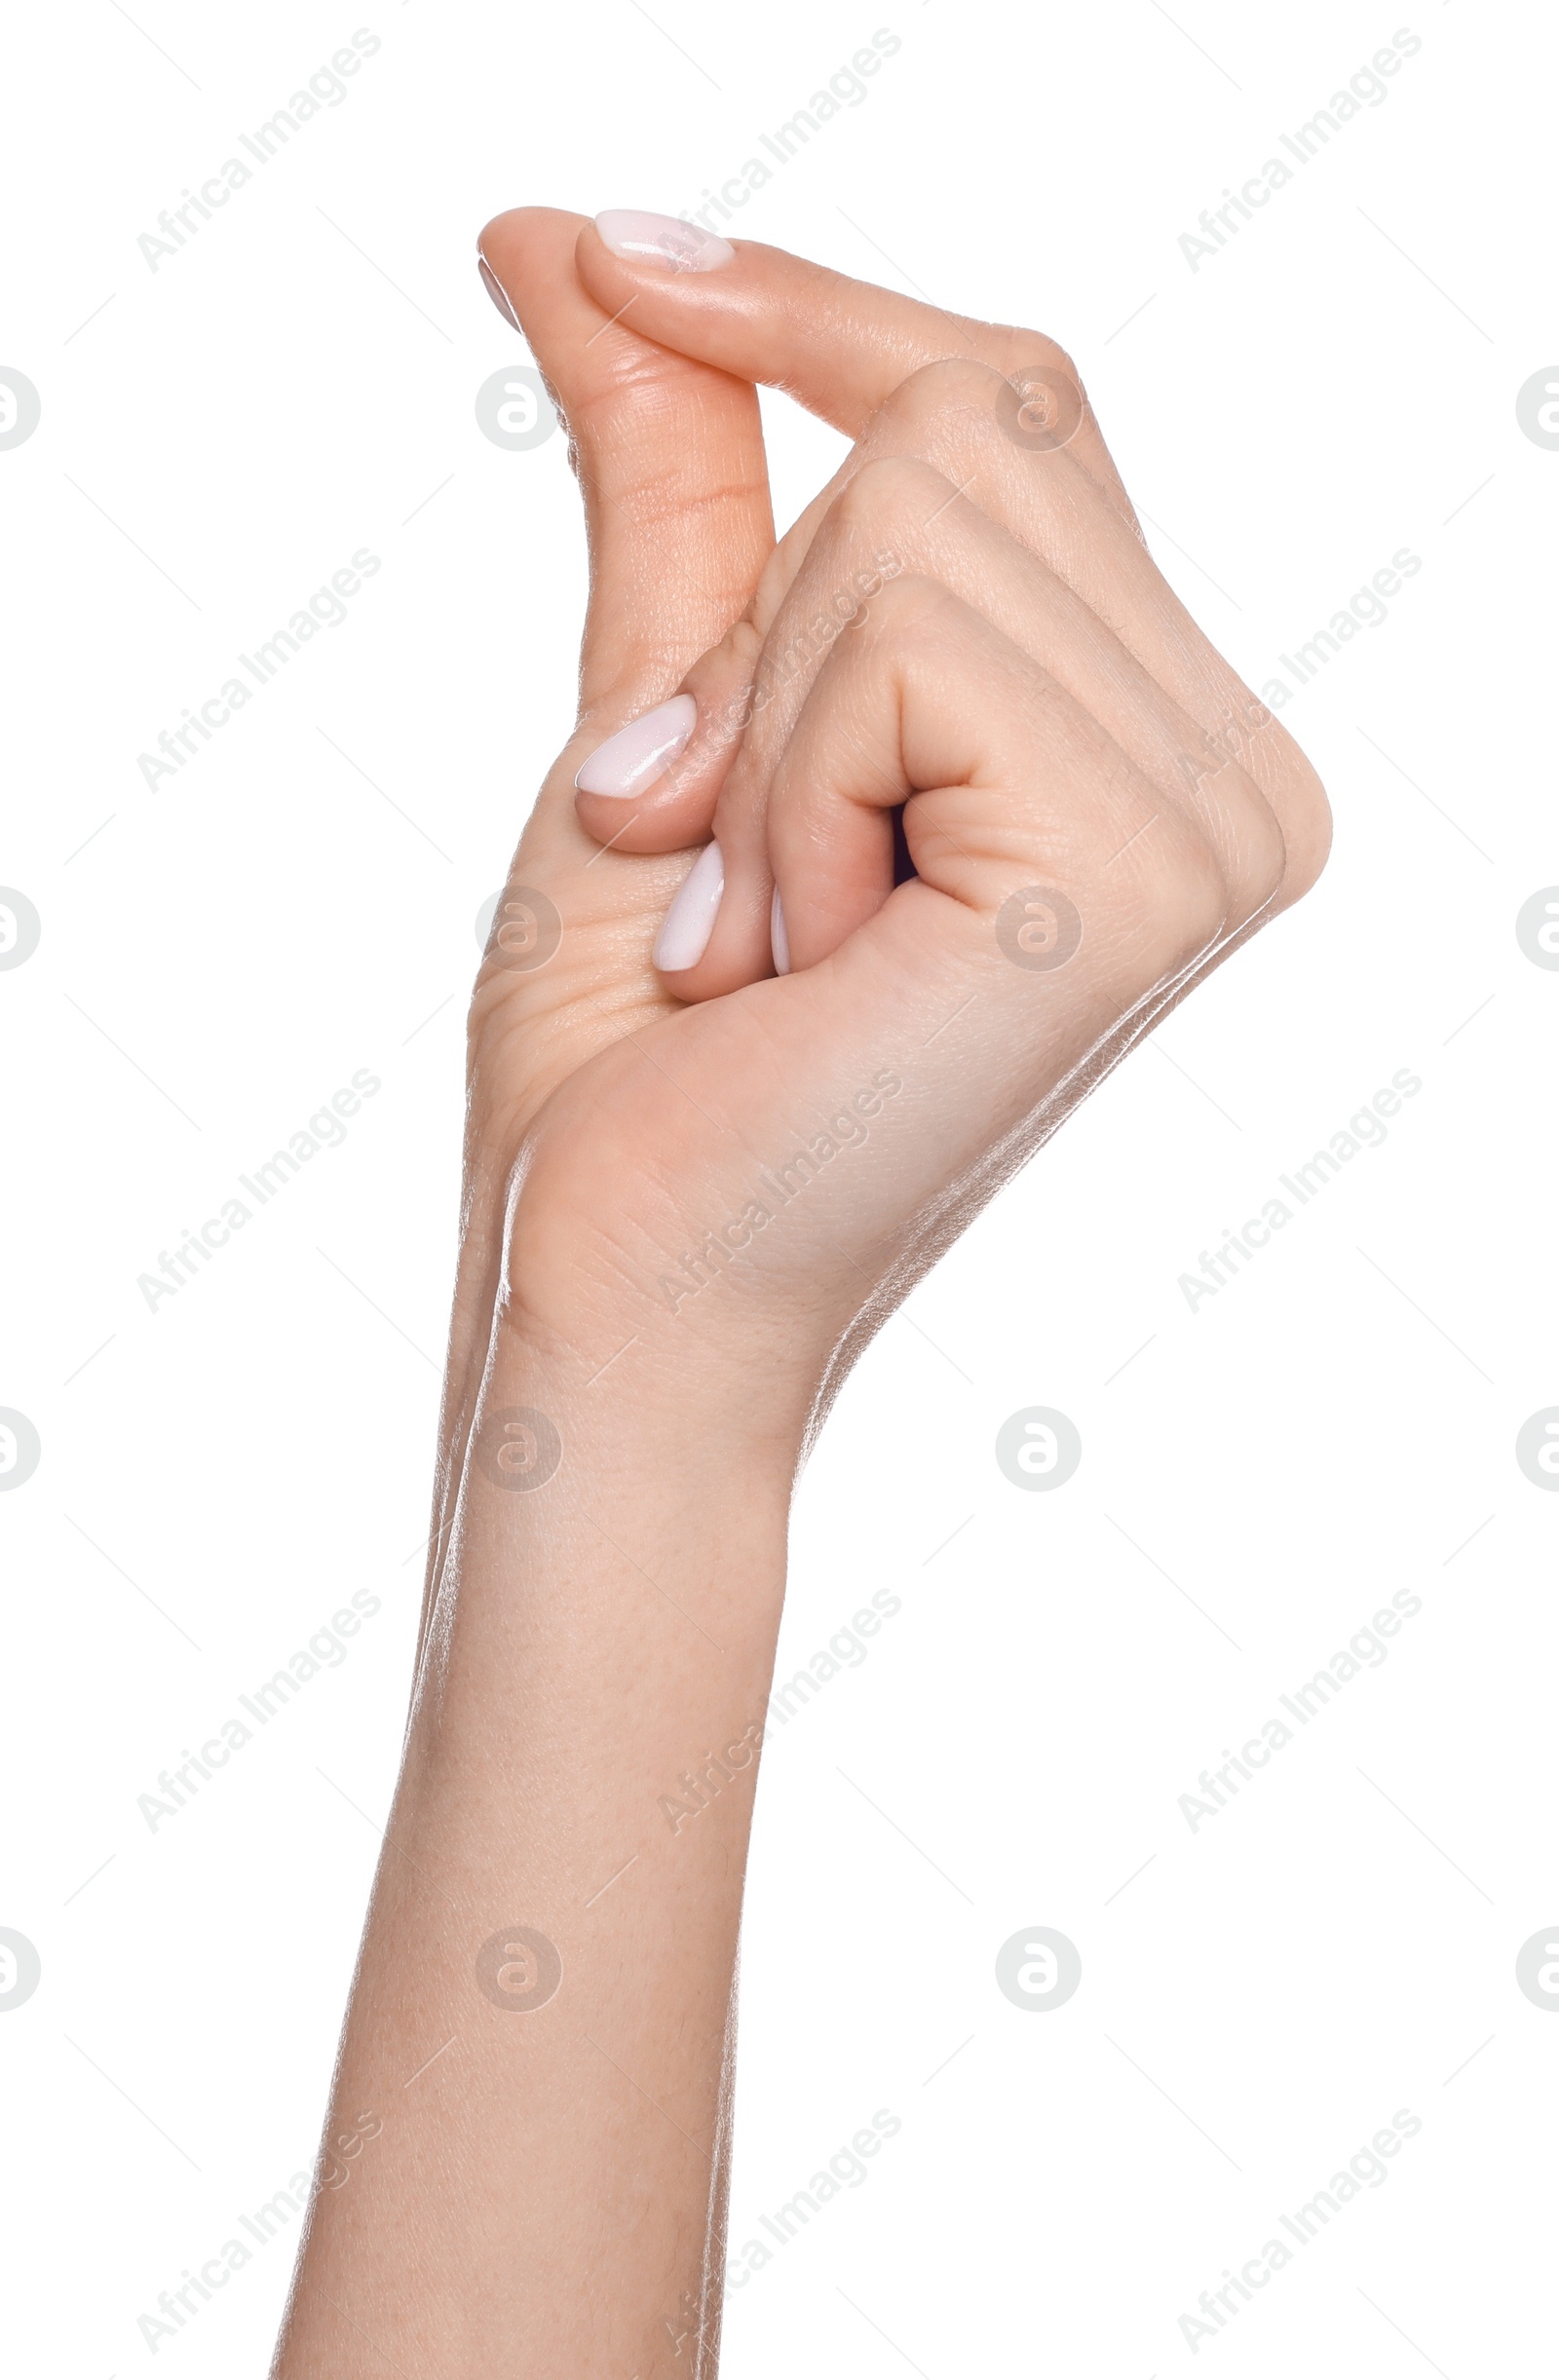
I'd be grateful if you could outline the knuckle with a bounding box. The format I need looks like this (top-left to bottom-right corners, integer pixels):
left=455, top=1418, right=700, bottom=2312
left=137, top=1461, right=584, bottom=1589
left=875, top=348, right=1091, bottom=465
left=878, top=355, right=1011, bottom=429
left=858, top=569, right=957, bottom=641
left=1234, top=794, right=1290, bottom=919
left=1272, top=749, right=1334, bottom=906
left=1157, top=829, right=1230, bottom=969
left=1190, top=761, right=1289, bottom=924
left=831, top=450, right=951, bottom=533
left=1221, top=710, right=1333, bottom=913
left=1017, top=333, right=1081, bottom=390
left=1096, top=794, right=1228, bottom=979
left=1177, top=696, right=1331, bottom=920
left=754, top=549, right=928, bottom=714
left=988, top=325, right=1083, bottom=396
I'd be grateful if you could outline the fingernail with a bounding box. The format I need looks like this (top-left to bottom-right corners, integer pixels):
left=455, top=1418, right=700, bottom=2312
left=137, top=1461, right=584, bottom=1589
left=476, top=250, right=522, bottom=332
left=770, top=887, right=791, bottom=976
left=575, top=694, right=697, bottom=799
left=654, top=841, right=724, bottom=972
left=594, top=209, right=735, bottom=274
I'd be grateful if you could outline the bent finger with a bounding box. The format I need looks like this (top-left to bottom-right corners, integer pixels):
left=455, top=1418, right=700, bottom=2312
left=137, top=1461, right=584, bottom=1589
left=575, top=214, right=1137, bottom=529
left=764, top=575, right=1229, bottom=991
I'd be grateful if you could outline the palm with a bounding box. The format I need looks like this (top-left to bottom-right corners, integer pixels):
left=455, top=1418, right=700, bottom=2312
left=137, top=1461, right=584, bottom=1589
left=468, top=776, right=882, bottom=1322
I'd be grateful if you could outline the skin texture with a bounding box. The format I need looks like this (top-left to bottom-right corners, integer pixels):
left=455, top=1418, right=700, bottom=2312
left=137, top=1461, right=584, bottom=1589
left=270, top=209, right=1329, bottom=2376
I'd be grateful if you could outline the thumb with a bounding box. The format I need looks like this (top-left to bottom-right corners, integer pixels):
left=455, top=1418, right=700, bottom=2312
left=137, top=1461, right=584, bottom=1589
left=475, top=207, right=775, bottom=717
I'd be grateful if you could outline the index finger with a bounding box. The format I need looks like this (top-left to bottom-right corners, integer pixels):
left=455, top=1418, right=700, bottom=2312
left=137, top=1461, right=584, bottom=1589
left=575, top=213, right=1139, bottom=531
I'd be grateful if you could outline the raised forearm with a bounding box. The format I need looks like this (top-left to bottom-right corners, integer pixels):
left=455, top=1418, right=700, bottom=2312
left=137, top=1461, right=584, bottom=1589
left=273, top=1315, right=795, bottom=2375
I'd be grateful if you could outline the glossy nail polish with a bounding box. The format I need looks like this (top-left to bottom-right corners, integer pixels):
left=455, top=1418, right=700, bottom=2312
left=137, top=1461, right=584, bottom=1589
left=770, top=887, right=791, bottom=976
left=654, top=841, right=724, bottom=972
left=575, top=695, right=697, bottom=799
left=594, top=209, right=735, bottom=274
left=475, top=251, right=522, bottom=331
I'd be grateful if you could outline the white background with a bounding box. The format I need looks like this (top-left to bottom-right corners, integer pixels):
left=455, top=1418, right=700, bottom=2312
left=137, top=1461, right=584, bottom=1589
left=3, top=0, right=1556, bottom=2371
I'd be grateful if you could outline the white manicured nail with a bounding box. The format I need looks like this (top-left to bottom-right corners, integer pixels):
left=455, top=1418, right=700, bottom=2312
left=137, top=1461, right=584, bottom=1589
left=770, top=887, right=791, bottom=976
left=575, top=695, right=697, bottom=799
left=654, top=841, right=725, bottom=972
left=594, top=209, right=736, bottom=274
left=475, top=251, right=522, bottom=332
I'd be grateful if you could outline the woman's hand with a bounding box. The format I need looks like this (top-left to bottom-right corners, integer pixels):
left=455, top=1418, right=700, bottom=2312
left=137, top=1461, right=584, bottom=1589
left=274, top=208, right=1330, bottom=2380
left=459, top=210, right=1329, bottom=1456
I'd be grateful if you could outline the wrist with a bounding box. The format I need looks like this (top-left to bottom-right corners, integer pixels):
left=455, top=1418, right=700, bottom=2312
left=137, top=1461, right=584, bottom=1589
left=485, top=1277, right=811, bottom=1492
